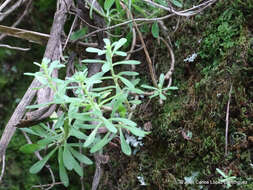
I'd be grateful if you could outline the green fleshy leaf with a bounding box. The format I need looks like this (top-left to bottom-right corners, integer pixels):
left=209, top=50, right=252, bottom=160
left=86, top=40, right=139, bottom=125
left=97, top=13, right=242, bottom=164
left=130, top=88, right=145, bottom=94
left=70, top=127, right=87, bottom=140
left=119, top=128, right=131, bottom=155
left=54, top=113, right=65, bottom=129
left=63, top=144, right=75, bottom=170
left=83, top=126, right=99, bottom=147
left=37, top=136, right=57, bottom=146
left=158, top=73, right=165, bottom=88
left=114, top=51, right=127, bottom=56
left=159, top=93, right=167, bottom=100
left=141, top=84, right=157, bottom=90
left=113, top=60, right=140, bottom=66
left=19, top=128, right=41, bottom=136
left=73, top=122, right=97, bottom=129
left=90, top=132, right=114, bottom=153
left=104, top=0, right=115, bottom=10
left=129, top=100, right=142, bottom=105
left=29, top=147, right=57, bottom=174
left=102, top=62, right=110, bottom=72
left=118, top=104, right=127, bottom=117
left=72, top=158, right=83, bottom=177
left=85, top=47, right=106, bottom=55
left=151, top=21, right=159, bottom=38
left=111, top=93, right=127, bottom=117
left=19, top=144, right=43, bottom=154
left=58, top=147, right=69, bottom=187
left=123, top=126, right=148, bottom=137
left=103, top=118, right=117, bottom=133
left=170, top=0, right=183, bottom=8
left=28, top=125, right=48, bottom=138
left=164, top=86, right=179, bottom=90
left=119, top=76, right=135, bottom=89
left=70, top=147, right=93, bottom=165
left=119, top=71, right=139, bottom=76
left=110, top=118, right=137, bottom=127
left=81, top=59, right=106, bottom=63
left=113, top=38, right=127, bottom=52
left=70, top=27, right=87, bottom=41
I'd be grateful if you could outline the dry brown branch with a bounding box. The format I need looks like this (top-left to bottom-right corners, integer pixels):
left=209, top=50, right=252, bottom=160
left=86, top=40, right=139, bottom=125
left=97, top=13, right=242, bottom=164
left=0, top=79, right=39, bottom=163
left=92, top=153, right=109, bottom=190
left=0, top=0, right=32, bottom=41
left=0, top=24, right=97, bottom=48
left=225, top=85, right=233, bottom=156
left=92, top=152, right=103, bottom=190
left=0, top=0, right=72, bottom=164
left=0, top=24, right=49, bottom=45
left=0, top=0, right=13, bottom=12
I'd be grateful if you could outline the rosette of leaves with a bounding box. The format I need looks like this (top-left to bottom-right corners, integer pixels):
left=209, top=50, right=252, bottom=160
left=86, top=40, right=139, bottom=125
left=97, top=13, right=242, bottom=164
left=141, top=73, right=178, bottom=100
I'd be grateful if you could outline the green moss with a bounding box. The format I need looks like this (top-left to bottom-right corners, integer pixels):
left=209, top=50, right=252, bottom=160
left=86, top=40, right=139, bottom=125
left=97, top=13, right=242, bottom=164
left=112, top=1, right=253, bottom=189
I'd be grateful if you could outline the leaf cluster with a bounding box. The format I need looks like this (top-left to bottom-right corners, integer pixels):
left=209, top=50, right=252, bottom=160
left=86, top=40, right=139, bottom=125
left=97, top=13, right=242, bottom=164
left=19, top=38, right=177, bottom=186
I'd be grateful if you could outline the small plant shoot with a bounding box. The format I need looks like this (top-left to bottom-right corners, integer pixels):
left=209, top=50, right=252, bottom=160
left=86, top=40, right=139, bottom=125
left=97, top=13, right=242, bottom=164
left=20, top=38, right=178, bottom=186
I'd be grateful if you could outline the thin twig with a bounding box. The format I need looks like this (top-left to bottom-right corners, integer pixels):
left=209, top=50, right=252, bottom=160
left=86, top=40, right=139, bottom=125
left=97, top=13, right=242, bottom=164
left=143, top=0, right=217, bottom=16
left=63, top=14, right=78, bottom=50
left=122, top=2, right=158, bottom=88
left=126, top=46, right=144, bottom=54
left=70, top=9, right=99, bottom=30
left=173, top=17, right=180, bottom=33
left=152, top=46, right=157, bottom=79
left=159, top=37, right=175, bottom=88
left=92, top=153, right=109, bottom=190
left=225, top=85, right=233, bottom=156
left=32, top=182, right=63, bottom=188
left=0, top=0, right=29, bottom=22
left=0, top=43, right=30, bottom=51
left=82, top=14, right=175, bottom=39
left=22, top=131, right=56, bottom=190
left=123, top=1, right=140, bottom=117
left=123, top=3, right=137, bottom=67
left=0, top=154, right=5, bottom=183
